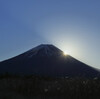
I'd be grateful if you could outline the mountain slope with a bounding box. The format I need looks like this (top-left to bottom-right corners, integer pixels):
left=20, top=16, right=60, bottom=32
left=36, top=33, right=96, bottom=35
left=0, top=44, right=99, bottom=78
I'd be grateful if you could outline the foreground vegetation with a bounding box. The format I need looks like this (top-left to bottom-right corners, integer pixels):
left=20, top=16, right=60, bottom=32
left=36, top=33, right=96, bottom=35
left=0, top=74, right=100, bottom=99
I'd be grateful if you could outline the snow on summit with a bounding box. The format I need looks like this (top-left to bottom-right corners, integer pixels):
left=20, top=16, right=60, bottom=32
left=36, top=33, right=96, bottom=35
left=26, top=44, right=63, bottom=57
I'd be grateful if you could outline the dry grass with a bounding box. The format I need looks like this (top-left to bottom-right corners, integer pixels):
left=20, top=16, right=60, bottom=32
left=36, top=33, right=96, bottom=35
left=0, top=75, right=100, bottom=99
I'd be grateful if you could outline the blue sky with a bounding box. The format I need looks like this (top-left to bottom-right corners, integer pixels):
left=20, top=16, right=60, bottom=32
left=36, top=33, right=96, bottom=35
left=0, top=0, right=100, bottom=69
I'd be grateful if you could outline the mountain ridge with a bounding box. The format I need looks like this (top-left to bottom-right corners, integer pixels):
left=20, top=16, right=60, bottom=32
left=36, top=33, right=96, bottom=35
left=0, top=44, right=100, bottom=78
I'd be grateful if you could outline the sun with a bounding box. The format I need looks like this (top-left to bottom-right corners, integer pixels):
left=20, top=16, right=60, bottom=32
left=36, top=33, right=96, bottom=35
left=63, top=51, right=67, bottom=56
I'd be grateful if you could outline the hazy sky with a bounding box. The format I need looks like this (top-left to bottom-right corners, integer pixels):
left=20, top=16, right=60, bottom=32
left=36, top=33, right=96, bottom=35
left=0, top=0, right=100, bottom=69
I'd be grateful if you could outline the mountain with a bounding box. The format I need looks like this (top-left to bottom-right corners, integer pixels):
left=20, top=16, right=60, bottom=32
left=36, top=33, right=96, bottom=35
left=0, top=44, right=99, bottom=78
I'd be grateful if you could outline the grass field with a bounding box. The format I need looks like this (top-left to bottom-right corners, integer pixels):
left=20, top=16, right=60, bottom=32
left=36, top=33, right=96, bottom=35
left=0, top=74, right=100, bottom=99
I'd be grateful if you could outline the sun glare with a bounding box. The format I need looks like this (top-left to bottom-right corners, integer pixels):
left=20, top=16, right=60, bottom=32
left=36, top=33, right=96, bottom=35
left=63, top=51, right=67, bottom=56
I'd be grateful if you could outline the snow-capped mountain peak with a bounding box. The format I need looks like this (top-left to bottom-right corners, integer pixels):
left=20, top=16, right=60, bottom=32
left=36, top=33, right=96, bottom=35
left=0, top=44, right=99, bottom=78
left=25, top=44, right=63, bottom=57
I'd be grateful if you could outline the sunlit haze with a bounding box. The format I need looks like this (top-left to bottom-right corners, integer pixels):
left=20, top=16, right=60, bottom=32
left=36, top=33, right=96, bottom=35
left=0, top=0, right=100, bottom=69
left=63, top=51, right=68, bottom=56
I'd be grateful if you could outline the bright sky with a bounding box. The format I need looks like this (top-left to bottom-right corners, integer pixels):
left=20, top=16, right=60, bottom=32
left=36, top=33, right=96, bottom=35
left=0, top=0, right=100, bottom=69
